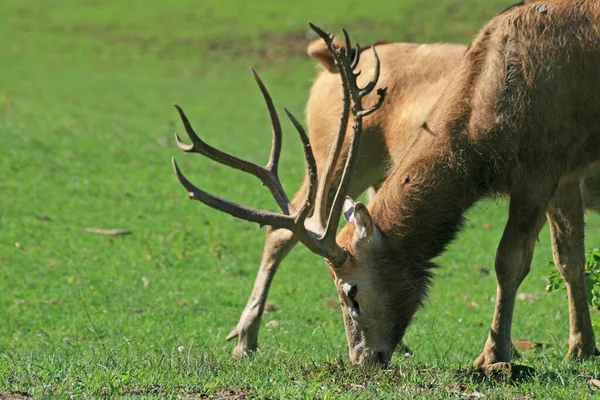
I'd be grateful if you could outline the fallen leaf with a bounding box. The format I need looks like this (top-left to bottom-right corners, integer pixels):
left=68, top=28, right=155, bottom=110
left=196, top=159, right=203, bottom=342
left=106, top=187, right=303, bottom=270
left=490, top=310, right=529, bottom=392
left=517, top=293, right=538, bottom=302
left=512, top=340, right=549, bottom=351
left=141, top=276, right=150, bottom=288
left=14, top=242, right=22, bottom=249
left=590, top=379, right=600, bottom=389
left=483, top=222, right=493, bottom=229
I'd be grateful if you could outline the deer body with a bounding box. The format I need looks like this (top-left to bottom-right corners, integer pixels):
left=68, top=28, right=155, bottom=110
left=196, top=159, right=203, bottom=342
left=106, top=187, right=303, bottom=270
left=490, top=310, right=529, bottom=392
left=307, top=42, right=467, bottom=169
left=230, top=32, right=600, bottom=361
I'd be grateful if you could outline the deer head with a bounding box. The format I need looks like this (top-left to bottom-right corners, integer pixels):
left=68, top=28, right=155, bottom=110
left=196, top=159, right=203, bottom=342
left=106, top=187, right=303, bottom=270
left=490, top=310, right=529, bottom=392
left=171, top=24, right=427, bottom=367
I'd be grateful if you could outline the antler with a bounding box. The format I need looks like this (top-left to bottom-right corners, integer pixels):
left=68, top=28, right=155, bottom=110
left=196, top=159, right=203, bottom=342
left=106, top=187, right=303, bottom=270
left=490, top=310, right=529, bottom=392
left=172, top=24, right=386, bottom=267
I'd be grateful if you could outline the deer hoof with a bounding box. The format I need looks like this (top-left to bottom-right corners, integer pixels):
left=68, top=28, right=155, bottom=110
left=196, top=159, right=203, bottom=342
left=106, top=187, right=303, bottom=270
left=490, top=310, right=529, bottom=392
left=474, top=362, right=535, bottom=382
left=564, top=345, right=600, bottom=361
left=231, top=342, right=257, bottom=358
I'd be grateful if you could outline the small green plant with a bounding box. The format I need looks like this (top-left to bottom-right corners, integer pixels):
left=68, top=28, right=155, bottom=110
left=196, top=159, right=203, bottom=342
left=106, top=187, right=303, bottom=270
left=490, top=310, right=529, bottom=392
left=546, top=248, right=600, bottom=310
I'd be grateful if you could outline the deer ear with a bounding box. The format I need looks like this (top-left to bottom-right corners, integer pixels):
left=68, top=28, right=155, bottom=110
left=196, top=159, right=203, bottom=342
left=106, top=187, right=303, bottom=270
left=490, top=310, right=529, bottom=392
left=343, top=197, right=374, bottom=241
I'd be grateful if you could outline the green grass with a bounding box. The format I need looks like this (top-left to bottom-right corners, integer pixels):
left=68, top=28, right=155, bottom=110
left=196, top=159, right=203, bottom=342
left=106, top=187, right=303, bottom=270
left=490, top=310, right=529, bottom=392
left=1, top=0, right=600, bottom=398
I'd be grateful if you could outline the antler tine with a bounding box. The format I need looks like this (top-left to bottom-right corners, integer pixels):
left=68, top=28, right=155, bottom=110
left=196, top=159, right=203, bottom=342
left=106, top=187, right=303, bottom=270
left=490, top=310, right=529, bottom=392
left=309, top=24, right=387, bottom=250
left=359, top=46, right=381, bottom=97
left=307, top=23, right=352, bottom=231
left=284, top=108, right=318, bottom=223
left=351, top=42, right=361, bottom=70
left=342, top=29, right=353, bottom=59
left=173, top=78, right=294, bottom=214
left=250, top=68, right=282, bottom=175
left=171, top=158, right=295, bottom=229
left=360, top=87, right=388, bottom=118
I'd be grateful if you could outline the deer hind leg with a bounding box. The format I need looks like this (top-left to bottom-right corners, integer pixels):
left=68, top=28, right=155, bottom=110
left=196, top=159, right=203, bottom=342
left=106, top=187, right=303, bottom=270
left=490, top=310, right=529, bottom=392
left=547, top=179, right=599, bottom=360
left=227, top=226, right=297, bottom=357
left=474, top=189, right=549, bottom=367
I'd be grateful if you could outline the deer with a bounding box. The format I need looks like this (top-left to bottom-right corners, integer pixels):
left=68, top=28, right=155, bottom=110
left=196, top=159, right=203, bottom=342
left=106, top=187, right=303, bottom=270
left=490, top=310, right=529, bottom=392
left=222, top=30, right=600, bottom=362
left=173, top=0, right=600, bottom=367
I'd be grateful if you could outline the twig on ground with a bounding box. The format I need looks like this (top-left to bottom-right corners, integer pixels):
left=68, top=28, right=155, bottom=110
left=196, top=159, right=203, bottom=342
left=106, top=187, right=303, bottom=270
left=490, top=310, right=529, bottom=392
left=85, top=228, right=132, bottom=236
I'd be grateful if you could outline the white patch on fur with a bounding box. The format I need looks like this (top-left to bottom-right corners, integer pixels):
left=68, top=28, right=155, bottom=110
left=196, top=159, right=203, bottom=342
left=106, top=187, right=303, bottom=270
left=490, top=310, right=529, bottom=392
left=343, top=197, right=356, bottom=222
left=342, top=282, right=353, bottom=296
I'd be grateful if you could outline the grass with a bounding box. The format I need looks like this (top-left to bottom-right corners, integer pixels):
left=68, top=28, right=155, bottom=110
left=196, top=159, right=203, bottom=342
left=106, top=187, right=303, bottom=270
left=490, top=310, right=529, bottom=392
left=1, top=0, right=600, bottom=398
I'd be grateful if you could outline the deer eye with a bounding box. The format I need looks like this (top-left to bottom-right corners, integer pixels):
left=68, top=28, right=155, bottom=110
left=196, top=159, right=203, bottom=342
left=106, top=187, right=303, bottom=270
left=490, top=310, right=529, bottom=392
left=342, top=283, right=357, bottom=298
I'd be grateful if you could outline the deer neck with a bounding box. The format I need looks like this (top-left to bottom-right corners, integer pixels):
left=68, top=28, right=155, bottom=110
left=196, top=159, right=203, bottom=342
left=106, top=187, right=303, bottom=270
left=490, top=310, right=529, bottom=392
left=367, top=132, right=487, bottom=264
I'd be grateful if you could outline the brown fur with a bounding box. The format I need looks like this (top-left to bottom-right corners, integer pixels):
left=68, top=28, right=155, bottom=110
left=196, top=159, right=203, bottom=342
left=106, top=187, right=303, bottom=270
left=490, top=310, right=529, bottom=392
left=334, top=0, right=600, bottom=366
left=230, top=2, right=600, bottom=366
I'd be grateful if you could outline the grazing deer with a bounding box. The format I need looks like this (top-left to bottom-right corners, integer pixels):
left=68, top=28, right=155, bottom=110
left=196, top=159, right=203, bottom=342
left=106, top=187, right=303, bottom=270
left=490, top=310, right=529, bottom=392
left=227, top=31, right=600, bottom=361
left=174, top=0, right=600, bottom=367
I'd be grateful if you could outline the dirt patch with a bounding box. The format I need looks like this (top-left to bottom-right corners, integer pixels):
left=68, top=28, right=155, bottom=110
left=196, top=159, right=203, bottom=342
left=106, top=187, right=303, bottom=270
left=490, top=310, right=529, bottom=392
left=48, top=23, right=311, bottom=62
left=0, top=391, right=33, bottom=400
left=109, top=385, right=255, bottom=399
left=201, top=388, right=255, bottom=399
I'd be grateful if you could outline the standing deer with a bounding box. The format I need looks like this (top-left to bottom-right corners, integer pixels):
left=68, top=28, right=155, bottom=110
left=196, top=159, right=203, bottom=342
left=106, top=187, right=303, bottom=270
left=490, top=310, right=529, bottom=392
left=174, top=0, right=600, bottom=367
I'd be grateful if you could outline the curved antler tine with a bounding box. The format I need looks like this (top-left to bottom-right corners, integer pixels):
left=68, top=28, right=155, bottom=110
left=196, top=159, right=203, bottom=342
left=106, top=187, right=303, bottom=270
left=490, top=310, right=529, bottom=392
left=172, top=156, right=202, bottom=196
left=284, top=108, right=318, bottom=219
left=173, top=104, right=260, bottom=170
left=309, top=22, right=333, bottom=45
left=173, top=104, right=205, bottom=152
left=175, top=132, right=194, bottom=152
left=342, top=29, right=352, bottom=58
left=173, top=104, right=292, bottom=214
left=250, top=68, right=282, bottom=174
left=319, top=30, right=387, bottom=246
left=359, top=87, right=388, bottom=118
left=360, top=46, right=381, bottom=96
left=172, top=157, right=294, bottom=228
left=351, top=42, right=361, bottom=70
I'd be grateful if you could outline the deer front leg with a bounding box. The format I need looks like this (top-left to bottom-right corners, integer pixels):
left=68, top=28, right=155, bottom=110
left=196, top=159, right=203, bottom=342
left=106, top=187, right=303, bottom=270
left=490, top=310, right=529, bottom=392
left=474, top=191, right=548, bottom=367
left=226, top=226, right=297, bottom=357
left=547, top=179, right=599, bottom=360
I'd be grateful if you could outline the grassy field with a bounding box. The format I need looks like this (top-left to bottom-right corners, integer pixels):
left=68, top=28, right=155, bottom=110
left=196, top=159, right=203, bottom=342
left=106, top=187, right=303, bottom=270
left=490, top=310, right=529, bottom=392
left=2, top=0, right=600, bottom=398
